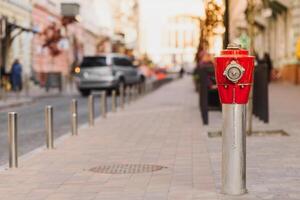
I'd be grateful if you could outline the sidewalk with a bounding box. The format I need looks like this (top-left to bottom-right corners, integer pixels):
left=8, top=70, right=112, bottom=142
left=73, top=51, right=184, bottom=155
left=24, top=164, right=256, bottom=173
left=0, top=84, right=69, bottom=110
left=1, top=77, right=300, bottom=200
left=205, top=83, right=300, bottom=200
left=0, top=77, right=218, bottom=200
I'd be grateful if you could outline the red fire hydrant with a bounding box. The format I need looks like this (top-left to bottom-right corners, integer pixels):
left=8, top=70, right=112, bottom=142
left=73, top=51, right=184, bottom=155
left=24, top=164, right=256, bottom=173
left=215, top=44, right=254, bottom=195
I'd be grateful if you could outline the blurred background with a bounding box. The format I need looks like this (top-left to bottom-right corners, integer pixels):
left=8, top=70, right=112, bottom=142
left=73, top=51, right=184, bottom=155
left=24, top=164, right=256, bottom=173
left=0, top=0, right=298, bottom=95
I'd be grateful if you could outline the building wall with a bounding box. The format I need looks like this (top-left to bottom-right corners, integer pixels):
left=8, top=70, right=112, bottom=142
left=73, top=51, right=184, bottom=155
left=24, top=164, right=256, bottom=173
left=0, top=0, right=32, bottom=74
left=229, top=0, right=300, bottom=84
left=32, top=3, right=69, bottom=76
left=139, top=0, right=203, bottom=65
left=56, top=0, right=114, bottom=55
left=32, top=2, right=90, bottom=81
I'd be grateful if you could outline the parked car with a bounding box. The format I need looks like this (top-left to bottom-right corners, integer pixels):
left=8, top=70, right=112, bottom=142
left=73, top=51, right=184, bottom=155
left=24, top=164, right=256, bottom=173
left=75, top=54, right=145, bottom=96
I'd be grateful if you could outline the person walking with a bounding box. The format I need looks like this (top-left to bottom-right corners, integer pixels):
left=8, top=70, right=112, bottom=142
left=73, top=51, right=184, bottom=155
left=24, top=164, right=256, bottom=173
left=11, top=59, right=23, bottom=91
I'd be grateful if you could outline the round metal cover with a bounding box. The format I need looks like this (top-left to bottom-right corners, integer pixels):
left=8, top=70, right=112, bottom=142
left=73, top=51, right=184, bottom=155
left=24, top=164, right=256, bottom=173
left=89, top=164, right=167, bottom=174
left=223, top=60, right=245, bottom=83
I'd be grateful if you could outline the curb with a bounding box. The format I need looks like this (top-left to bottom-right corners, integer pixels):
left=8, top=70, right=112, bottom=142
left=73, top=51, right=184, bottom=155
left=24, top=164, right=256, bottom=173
left=0, top=93, right=72, bottom=111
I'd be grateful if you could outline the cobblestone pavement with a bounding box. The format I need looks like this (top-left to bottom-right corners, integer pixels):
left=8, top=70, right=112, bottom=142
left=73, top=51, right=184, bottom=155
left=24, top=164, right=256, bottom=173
left=1, top=77, right=300, bottom=200
left=0, top=77, right=218, bottom=200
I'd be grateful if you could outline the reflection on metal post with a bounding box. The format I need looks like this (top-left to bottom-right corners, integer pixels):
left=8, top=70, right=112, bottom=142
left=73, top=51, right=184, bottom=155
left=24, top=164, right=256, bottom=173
left=101, top=91, right=107, bottom=118
left=132, top=86, right=136, bottom=101
left=45, top=106, right=54, bottom=149
left=134, top=86, right=138, bottom=100
left=88, top=95, right=94, bottom=126
left=112, top=90, right=117, bottom=112
left=120, top=86, right=125, bottom=109
left=8, top=112, right=18, bottom=168
left=127, top=87, right=131, bottom=104
left=222, top=104, right=247, bottom=195
left=139, top=84, right=142, bottom=96
left=71, top=99, right=78, bottom=136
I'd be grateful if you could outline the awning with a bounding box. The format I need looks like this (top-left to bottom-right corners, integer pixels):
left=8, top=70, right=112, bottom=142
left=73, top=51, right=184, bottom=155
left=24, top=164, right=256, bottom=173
left=268, top=0, right=288, bottom=16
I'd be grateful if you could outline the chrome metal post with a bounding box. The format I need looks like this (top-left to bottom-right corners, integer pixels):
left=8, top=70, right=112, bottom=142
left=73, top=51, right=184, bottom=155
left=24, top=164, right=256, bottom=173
left=100, top=91, right=107, bottom=118
left=222, top=104, right=247, bottom=195
left=120, top=86, right=125, bottom=109
left=88, top=95, right=94, bottom=126
left=138, top=83, right=142, bottom=97
left=112, top=90, right=117, bottom=112
left=132, top=86, right=135, bottom=101
left=134, top=85, right=138, bottom=100
left=141, top=82, right=146, bottom=95
left=45, top=106, right=54, bottom=149
left=8, top=112, right=18, bottom=168
left=131, top=85, right=136, bottom=102
left=71, top=99, right=78, bottom=136
left=127, top=87, right=131, bottom=104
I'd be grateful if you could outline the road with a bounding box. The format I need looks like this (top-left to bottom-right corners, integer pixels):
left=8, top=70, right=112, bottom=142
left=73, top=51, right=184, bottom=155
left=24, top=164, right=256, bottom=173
left=0, top=94, right=117, bottom=166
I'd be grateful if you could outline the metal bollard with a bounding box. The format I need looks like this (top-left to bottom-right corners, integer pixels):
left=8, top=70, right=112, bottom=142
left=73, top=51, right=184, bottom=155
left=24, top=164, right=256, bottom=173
left=8, top=112, right=18, bottom=168
left=71, top=99, right=78, bottom=136
left=120, top=86, right=125, bottom=109
left=88, top=95, right=94, bottom=126
left=133, top=86, right=137, bottom=101
left=137, top=83, right=141, bottom=97
left=45, top=106, right=54, bottom=149
left=100, top=91, right=107, bottom=118
left=127, top=87, right=131, bottom=104
left=137, top=84, right=141, bottom=98
left=141, top=82, right=146, bottom=95
left=112, top=90, right=117, bottom=112
left=222, top=104, right=246, bottom=194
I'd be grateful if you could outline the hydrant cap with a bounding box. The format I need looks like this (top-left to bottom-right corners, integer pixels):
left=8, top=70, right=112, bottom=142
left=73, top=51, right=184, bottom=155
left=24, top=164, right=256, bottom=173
left=220, top=43, right=249, bottom=56
left=227, top=43, right=241, bottom=50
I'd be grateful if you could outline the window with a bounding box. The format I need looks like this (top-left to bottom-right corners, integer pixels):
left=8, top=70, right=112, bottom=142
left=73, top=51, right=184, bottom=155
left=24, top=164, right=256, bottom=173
left=81, top=57, right=107, bottom=67
left=113, top=57, right=133, bottom=66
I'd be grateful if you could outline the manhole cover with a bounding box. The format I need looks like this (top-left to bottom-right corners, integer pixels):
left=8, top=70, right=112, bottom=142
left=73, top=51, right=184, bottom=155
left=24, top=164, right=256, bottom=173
left=208, top=130, right=289, bottom=138
left=89, top=164, right=167, bottom=174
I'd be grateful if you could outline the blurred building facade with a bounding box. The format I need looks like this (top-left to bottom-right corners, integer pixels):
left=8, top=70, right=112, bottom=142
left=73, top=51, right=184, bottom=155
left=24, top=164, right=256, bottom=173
left=230, top=0, right=300, bottom=84
left=31, top=0, right=84, bottom=86
left=139, top=0, right=204, bottom=67
left=31, top=0, right=116, bottom=85
left=0, top=0, right=33, bottom=75
left=103, top=0, right=139, bottom=56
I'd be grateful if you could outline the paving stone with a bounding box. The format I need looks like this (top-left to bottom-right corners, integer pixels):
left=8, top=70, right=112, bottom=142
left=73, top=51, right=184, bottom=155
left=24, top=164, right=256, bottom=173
left=2, top=78, right=298, bottom=199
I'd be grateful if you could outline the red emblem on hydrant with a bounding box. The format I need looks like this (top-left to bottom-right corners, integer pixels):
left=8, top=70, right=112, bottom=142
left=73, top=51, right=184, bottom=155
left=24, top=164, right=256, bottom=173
left=215, top=44, right=254, bottom=104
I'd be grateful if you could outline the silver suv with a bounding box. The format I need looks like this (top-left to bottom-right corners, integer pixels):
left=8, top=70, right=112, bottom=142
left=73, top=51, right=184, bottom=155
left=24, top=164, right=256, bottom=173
left=75, top=54, right=144, bottom=96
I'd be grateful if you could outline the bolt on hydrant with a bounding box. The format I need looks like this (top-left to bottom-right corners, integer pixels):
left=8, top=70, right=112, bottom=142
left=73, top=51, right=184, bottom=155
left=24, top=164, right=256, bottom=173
left=215, top=44, right=254, bottom=195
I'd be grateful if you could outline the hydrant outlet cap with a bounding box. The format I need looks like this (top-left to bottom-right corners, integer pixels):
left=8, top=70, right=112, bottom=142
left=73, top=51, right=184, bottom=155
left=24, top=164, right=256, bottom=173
left=227, top=43, right=241, bottom=50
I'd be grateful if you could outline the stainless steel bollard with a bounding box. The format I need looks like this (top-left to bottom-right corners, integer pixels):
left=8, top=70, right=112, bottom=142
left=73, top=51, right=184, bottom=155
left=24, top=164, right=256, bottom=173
left=112, top=90, right=117, bottom=112
left=138, top=84, right=142, bottom=96
left=127, top=87, right=131, bottom=104
left=8, top=112, right=18, bottom=168
left=120, top=86, right=125, bottom=109
left=45, top=106, right=54, bottom=149
left=222, top=104, right=246, bottom=195
left=100, top=91, right=107, bottom=118
left=141, top=82, right=146, bottom=95
left=71, top=99, right=78, bottom=136
left=132, top=86, right=136, bottom=101
left=133, top=86, right=138, bottom=101
left=88, top=95, right=94, bottom=126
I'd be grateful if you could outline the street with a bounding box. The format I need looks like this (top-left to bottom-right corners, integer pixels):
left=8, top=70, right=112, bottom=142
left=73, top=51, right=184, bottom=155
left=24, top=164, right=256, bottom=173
left=0, top=94, right=115, bottom=166
left=0, top=0, right=300, bottom=199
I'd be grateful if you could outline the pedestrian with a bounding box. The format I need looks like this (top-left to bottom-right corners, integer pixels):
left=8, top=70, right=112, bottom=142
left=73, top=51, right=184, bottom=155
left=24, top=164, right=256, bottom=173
left=263, top=53, right=273, bottom=83
left=11, top=59, right=23, bottom=91
left=179, top=67, right=184, bottom=78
